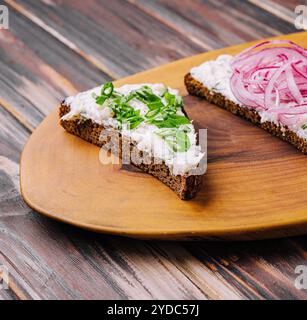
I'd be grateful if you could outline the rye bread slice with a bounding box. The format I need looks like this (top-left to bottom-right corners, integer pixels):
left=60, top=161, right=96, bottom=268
left=185, top=73, right=307, bottom=154
left=59, top=103, right=203, bottom=200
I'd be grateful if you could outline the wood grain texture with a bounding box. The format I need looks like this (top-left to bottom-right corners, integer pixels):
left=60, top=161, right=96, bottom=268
left=0, top=7, right=110, bottom=128
left=0, top=0, right=306, bottom=300
left=260, top=0, right=305, bottom=12
left=249, top=0, right=300, bottom=24
left=8, top=0, right=204, bottom=77
left=132, top=0, right=299, bottom=49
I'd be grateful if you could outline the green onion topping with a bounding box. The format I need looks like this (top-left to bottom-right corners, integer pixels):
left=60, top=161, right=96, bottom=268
left=93, top=82, right=192, bottom=152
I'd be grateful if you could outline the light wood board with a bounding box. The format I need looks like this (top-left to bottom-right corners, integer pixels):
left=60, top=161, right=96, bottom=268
left=20, top=32, right=307, bottom=240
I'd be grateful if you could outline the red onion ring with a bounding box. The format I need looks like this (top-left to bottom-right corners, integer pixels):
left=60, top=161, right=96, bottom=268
left=230, top=40, right=307, bottom=128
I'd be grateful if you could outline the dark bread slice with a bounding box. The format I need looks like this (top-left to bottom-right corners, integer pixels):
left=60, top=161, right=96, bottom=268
left=60, top=103, right=203, bottom=200
left=185, top=73, right=307, bottom=154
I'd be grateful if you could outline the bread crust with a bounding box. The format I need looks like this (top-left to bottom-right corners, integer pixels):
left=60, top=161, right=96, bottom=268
left=185, top=73, right=307, bottom=154
left=59, top=103, right=203, bottom=200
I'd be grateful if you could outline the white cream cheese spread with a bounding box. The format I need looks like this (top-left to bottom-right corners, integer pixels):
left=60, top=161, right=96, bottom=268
left=62, top=83, right=204, bottom=176
left=190, top=55, right=307, bottom=140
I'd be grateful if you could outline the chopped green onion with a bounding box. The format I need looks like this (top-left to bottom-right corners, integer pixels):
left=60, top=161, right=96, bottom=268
left=145, top=108, right=161, bottom=119
left=93, top=82, right=191, bottom=150
left=155, top=127, right=191, bottom=153
left=102, top=82, right=114, bottom=96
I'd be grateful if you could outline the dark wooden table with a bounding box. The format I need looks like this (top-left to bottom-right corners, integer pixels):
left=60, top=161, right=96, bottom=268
left=0, top=0, right=307, bottom=300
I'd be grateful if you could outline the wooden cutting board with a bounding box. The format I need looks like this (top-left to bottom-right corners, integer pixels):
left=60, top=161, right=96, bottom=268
left=20, top=32, right=307, bottom=240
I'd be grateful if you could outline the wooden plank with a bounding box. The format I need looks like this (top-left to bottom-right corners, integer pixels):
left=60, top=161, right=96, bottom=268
left=0, top=8, right=111, bottom=128
left=7, top=0, right=204, bottom=77
left=0, top=107, right=29, bottom=162
left=183, top=239, right=307, bottom=300
left=0, top=109, right=123, bottom=299
left=61, top=235, right=207, bottom=299
left=5, top=0, right=119, bottom=80
left=0, top=288, right=18, bottom=300
left=0, top=99, right=34, bottom=133
left=267, top=0, right=303, bottom=11
left=131, top=0, right=299, bottom=49
left=0, top=109, right=120, bottom=299
left=249, top=0, right=299, bottom=24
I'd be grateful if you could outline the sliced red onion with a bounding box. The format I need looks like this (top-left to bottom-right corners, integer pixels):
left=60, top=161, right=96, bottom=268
left=230, top=40, right=307, bottom=129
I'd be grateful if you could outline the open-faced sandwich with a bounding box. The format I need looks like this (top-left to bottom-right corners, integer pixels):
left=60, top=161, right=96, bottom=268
left=185, top=40, right=307, bottom=153
left=60, top=83, right=205, bottom=199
